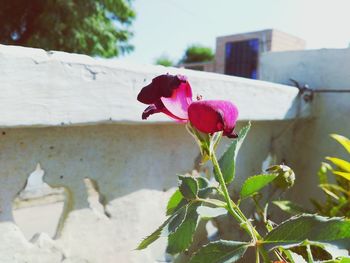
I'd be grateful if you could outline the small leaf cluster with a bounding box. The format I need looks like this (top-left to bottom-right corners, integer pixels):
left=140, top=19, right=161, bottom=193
left=311, top=134, right=350, bottom=217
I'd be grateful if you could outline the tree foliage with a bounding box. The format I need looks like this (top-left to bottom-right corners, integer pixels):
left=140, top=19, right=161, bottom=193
left=0, top=0, right=135, bottom=57
left=182, top=44, right=214, bottom=63
left=154, top=55, right=174, bottom=67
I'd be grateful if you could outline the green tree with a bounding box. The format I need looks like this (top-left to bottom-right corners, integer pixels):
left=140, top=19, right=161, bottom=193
left=0, top=0, right=135, bottom=58
left=154, top=55, right=173, bottom=67
left=181, top=44, right=214, bottom=63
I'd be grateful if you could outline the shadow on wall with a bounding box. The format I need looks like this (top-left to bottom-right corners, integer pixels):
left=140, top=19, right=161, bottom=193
left=1, top=124, right=198, bottom=233
left=0, top=121, right=301, bottom=262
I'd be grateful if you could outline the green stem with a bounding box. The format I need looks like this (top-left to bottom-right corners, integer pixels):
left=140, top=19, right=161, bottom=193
left=252, top=197, right=285, bottom=262
left=211, top=151, right=273, bottom=261
left=306, top=244, right=314, bottom=263
left=252, top=196, right=273, bottom=232
left=256, top=247, right=260, bottom=263
left=258, top=246, right=270, bottom=263
left=282, top=249, right=296, bottom=263
left=211, top=153, right=261, bottom=241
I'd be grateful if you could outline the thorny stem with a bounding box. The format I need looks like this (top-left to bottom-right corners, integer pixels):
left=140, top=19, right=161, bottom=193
left=211, top=153, right=262, bottom=241
left=252, top=197, right=288, bottom=262
left=210, top=152, right=275, bottom=262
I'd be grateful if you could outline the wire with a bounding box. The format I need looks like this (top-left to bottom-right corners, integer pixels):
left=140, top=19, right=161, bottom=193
left=289, top=79, right=350, bottom=93
left=313, top=89, right=350, bottom=93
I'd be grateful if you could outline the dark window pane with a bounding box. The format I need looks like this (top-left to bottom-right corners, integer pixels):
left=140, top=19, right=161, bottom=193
left=224, top=38, right=259, bottom=79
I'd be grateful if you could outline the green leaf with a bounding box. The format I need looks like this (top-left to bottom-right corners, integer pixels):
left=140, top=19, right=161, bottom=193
left=320, top=243, right=350, bottom=259
left=326, top=157, right=350, bottom=173
left=196, top=176, right=215, bottom=198
left=196, top=176, right=210, bottom=189
left=330, top=197, right=348, bottom=217
left=197, top=206, right=227, bottom=219
left=201, top=198, right=227, bottom=208
left=136, top=217, right=171, bottom=250
left=240, top=173, right=278, bottom=198
left=273, top=200, right=310, bottom=215
left=167, top=203, right=201, bottom=254
left=322, top=258, right=350, bottom=263
left=186, top=122, right=211, bottom=161
left=290, top=241, right=348, bottom=262
left=319, top=184, right=343, bottom=200
left=166, top=190, right=184, bottom=216
left=189, top=240, right=249, bottom=263
left=320, top=184, right=348, bottom=196
left=285, top=250, right=307, bottom=263
left=137, top=199, right=189, bottom=250
left=318, top=162, right=332, bottom=184
left=263, top=214, right=350, bottom=251
left=179, top=175, right=199, bottom=200
left=332, top=171, right=350, bottom=181
left=331, top=134, right=350, bottom=155
left=215, top=122, right=251, bottom=184
left=310, top=199, right=325, bottom=214
left=209, top=131, right=223, bottom=156
left=323, top=258, right=350, bottom=263
left=167, top=205, right=188, bottom=234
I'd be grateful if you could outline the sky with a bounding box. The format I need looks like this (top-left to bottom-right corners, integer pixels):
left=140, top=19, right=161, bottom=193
left=117, top=0, right=350, bottom=64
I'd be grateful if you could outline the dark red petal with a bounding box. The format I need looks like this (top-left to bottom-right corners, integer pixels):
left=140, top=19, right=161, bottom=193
left=142, top=105, right=161, bottom=120
left=188, top=100, right=239, bottom=137
left=137, top=83, right=162, bottom=105
left=137, top=74, right=188, bottom=105
left=224, top=130, right=238, bottom=138
left=141, top=100, right=186, bottom=121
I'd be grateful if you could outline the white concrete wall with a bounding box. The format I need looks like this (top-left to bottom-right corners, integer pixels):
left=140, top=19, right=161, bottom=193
left=0, top=45, right=309, bottom=263
left=260, top=48, right=350, bottom=204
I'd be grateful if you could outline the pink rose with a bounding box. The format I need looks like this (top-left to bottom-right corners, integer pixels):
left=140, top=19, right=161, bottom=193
left=138, top=74, right=239, bottom=138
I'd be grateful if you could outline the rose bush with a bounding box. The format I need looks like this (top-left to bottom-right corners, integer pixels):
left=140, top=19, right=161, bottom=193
left=136, top=74, right=350, bottom=263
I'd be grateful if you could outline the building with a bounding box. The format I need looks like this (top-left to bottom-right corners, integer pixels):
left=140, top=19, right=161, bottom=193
left=182, top=29, right=306, bottom=79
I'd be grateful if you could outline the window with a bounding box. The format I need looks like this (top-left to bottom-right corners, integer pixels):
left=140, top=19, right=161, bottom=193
left=225, top=38, right=259, bottom=79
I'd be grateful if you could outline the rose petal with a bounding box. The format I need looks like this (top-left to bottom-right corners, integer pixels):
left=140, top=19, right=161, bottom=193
left=137, top=74, right=192, bottom=121
left=137, top=82, right=162, bottom=105
left=161, top=81, right=192, bottom=120
left=188, top=100, right=239, bottom=137
left=137, top=74, right=186, bottom=104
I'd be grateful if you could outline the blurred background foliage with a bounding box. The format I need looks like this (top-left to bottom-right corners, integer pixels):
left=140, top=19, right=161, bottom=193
left=0, top=0, right=135, bottom=57
left=154, top=55, right=174, bottom=67
left=181, top=44, right=214, bottom=63
left=312, top=134, right=350, bottom=217
left=155, top=44, right=215, bottom=66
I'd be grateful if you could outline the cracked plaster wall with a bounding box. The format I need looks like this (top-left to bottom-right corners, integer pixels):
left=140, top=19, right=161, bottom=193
left=0, top=45, right=308, bottom=262
left=0, top=122, right=296, bottom=263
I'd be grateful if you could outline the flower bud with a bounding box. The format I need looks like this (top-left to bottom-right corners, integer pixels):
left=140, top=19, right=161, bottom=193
left=267, top=164, right=295, bottom=189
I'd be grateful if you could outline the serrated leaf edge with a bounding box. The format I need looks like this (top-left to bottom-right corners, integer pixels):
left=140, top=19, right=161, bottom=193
left=189, top=240, right=250, bottom=263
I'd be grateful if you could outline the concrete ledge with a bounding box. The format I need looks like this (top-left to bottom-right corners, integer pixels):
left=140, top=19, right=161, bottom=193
left=0, top=45, right=308, bottom=128
left=260, top=48, right=350, bottom=89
